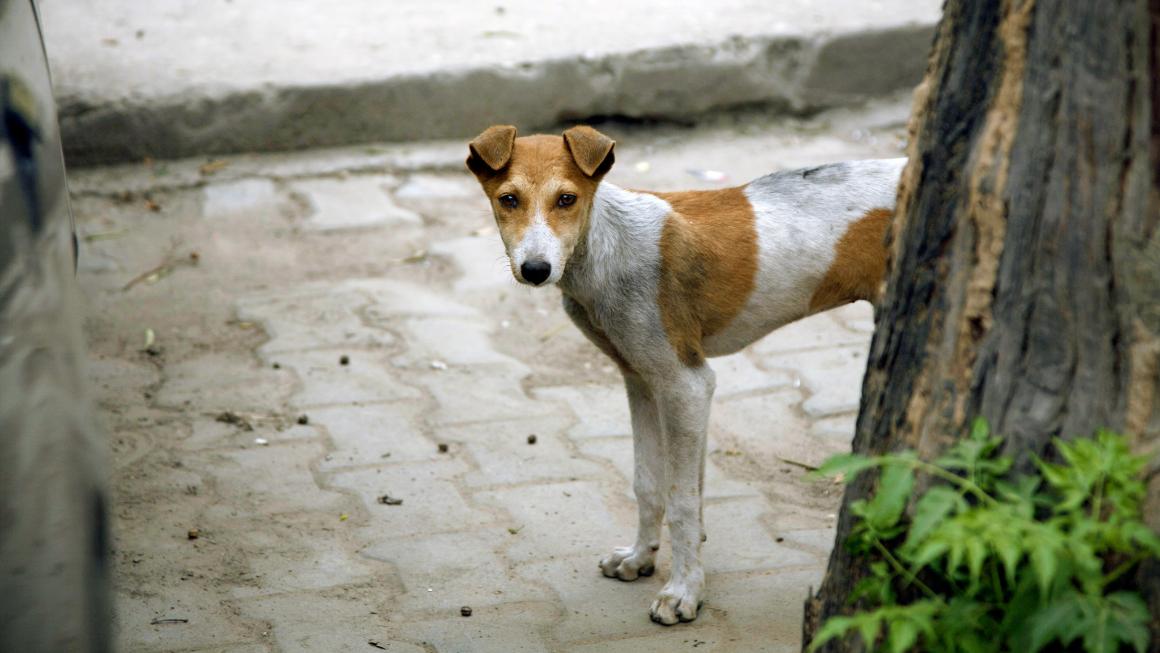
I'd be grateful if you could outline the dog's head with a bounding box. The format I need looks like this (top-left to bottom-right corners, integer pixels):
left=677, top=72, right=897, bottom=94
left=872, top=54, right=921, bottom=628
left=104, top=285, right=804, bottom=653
left=466, top=125, right=616, bottom=286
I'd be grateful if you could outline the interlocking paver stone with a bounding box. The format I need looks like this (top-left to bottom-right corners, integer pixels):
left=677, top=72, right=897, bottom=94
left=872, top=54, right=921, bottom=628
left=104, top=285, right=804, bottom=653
left=237, top=288, right=396, bottom=355
left=115, top=586, right=257, bottom=652
left=759, top=344, right=870, bottom=418
left=712, top=388, right=844, bottom=468
left=278, top=349, right=421, bottom=408
left=349, top=278, right=481, bottom=319
left=202, top=178, right=279, bottom=220
left=532, top=384, right=632, bottom=439
left=393, top=603, right=558, bottom=653
left=419, top=366, right=556, bottom=425
left=514, top=554, right=681, bottom=644
left=228, top=514, right=382, bottom=598
left=192, top=441, right=350, bottom=519
left=154, top=352, right=295, bottom=412
left=308, top=402, right=435, bottom=469
left=706, top=569, right=826, bottom=651
left=460, top=428, right=607, bottom=487
left=475, top=481, right=628, bottom=560
left=701, top=499, right=820, bottom=573
left=397, top=316, right=528, bottom=373
left=429, top=234, right=514, bottom=293
left=712, top=351, right=796, bottom=398
left=236, top=588, right=415, bottom=653
left=329, top=459, right=495, bottom=537
left=362, top=529, right=553, bottom=612
left=291, top=175, right=420, bottom=231
left=180, top=415, right=320, bottom=451
left=809, top=413, right=859, bottom=444
left=394, top=173, right=477, bottom=200
left=562, top=629, right=726, bottom=653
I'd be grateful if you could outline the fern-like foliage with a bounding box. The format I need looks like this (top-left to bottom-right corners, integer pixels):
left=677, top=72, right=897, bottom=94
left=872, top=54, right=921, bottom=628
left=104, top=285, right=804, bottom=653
left=809, top=422, right=1159, bottom=653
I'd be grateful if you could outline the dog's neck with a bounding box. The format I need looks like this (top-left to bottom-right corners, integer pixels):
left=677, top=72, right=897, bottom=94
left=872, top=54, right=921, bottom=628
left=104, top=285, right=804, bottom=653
left=558, top=182, right=668, bottom=306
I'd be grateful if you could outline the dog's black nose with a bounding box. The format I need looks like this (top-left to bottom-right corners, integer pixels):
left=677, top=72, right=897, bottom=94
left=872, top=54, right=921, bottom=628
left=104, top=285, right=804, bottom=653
left=520, top=260, right=552, bottom=285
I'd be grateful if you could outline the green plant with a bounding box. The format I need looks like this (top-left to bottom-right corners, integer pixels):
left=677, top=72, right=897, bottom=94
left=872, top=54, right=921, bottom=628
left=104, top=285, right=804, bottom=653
left=809, top=420, right=1160, bottom=653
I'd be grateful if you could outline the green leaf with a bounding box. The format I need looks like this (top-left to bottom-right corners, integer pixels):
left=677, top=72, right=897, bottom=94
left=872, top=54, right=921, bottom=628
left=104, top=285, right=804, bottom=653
left=1080, top=591, right=1151, bottom=653
left=1103, top=592, right=1150, bottom=653
left=1022, top=589, right=1084, bottom=653
left=850, top=561, right=895, bottom=605
left=1125, top=521, right=1160, bottom=556
left=807, top=615, right=857, bottom=653
left=970, top=417, right=990, bottom=442
left=857, top=614, right=882, bottom=649
left=992, top=530, right=1022, bottom=585
left=864, top=463, right=915, bottom=532
left=911, top=540, right=950, bottom=570
left=964, top=537, right=987, bottom=591
left=1029, top=535, right=1059, bottom=599
left=885, top=619, right=920, bottom=653
left=902, top=486, right=962, bottom=555
left=812, top=453, right=880, bottom=481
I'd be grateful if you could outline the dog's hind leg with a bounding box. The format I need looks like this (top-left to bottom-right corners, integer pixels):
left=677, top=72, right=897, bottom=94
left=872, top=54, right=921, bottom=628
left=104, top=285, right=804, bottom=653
left=600, top=373, right=664, bottom=581
left=649, top=363, right=714, bottom=625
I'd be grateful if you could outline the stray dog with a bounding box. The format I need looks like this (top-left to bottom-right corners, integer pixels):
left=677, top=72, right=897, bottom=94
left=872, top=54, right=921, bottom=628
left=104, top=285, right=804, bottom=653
left=466, top=124, right=903, bottom=625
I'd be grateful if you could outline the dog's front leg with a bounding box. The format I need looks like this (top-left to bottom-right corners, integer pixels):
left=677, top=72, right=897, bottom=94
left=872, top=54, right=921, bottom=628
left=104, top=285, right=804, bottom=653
left=600, top=373, right=664, bottom=580
left=650, top=363, right=714, bottom=625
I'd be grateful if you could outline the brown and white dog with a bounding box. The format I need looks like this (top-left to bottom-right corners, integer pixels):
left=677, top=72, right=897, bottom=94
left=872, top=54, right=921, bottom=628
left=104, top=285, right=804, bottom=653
left=466, top=124, right=901, bottom=625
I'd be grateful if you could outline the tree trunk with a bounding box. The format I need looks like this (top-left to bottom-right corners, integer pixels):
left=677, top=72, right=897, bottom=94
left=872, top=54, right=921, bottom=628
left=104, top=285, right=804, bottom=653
left=803, top=0, right=1160, bottom=650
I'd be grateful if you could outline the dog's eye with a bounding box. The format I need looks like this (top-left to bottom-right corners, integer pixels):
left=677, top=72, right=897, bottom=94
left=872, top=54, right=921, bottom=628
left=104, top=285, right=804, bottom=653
left=557, top=194, right=577, bottom=207
left=498, top=194, right=518, bottom=209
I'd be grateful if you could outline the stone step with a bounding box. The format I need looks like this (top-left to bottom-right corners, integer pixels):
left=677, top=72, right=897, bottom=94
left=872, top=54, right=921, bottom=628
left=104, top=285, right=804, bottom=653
left=40, top=0, right=939, bottom=165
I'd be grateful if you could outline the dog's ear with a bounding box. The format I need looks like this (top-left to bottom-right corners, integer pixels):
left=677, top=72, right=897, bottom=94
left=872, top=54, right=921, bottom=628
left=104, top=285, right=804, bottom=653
left=563, top=125, right=616, bottom=178
left=466, top=125, right=518, bottom=180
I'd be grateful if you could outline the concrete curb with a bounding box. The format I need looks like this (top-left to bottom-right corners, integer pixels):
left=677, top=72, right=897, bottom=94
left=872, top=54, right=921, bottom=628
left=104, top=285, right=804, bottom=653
left=58, top=24, right=932, bottom=166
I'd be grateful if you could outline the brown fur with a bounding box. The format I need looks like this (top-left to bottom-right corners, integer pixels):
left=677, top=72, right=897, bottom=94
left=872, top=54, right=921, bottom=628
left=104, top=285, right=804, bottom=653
left=808, top=208, right=892, bottom=313
left=468, top=133, right=611, bottom=275
left=652, top=187, right=759, bottom=366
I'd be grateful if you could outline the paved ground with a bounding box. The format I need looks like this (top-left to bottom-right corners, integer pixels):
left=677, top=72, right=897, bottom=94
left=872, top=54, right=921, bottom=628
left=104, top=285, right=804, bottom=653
left=38, top=0, right=938, bottom=164
left=74, top=97, right=909, bottom=652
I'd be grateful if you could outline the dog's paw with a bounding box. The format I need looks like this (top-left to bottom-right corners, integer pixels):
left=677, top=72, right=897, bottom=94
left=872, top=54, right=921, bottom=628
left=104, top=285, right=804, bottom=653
left=599, top=546, right=655, bottom=581
left=649, top=577, right=705, bottom=625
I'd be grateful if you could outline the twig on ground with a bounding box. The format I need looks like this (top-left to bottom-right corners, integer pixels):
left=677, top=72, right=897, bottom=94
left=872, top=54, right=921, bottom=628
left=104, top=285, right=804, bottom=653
left=122, top=250, right=200, bottom=291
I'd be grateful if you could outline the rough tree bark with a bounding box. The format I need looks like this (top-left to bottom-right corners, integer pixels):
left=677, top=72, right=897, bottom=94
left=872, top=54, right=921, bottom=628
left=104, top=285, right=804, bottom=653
left=803, top=0, right=1160, bottom=650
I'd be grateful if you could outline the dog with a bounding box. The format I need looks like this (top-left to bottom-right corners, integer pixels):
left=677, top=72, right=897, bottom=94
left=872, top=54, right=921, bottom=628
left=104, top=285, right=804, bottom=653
left=466, top=124, right=903, bottom=625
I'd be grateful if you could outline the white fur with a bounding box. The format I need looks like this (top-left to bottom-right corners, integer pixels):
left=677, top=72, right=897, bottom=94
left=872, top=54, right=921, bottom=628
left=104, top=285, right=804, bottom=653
left=524, top=160, right=904, bottom=625
left=704, top=158, right=906, bottom=355
left=510, top=210, right=567, bottom=285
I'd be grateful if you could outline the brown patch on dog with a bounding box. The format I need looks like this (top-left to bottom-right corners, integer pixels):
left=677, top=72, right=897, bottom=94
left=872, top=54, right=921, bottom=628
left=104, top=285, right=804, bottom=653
left=808, top=208, right=892, bottom=313
left=653, top=187, right=759, bottom=367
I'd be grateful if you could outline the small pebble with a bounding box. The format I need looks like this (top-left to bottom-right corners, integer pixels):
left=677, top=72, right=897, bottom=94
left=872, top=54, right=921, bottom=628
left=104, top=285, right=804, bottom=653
left=527, top=434, right=537, bottom=445
left=254, top=437, right=269, bottom=446
left=297, top=414, right=309, bottom=425
left=272, top=362, right=281, bottom=370
left=437, top=443, right=449, bottom=453
left=339, top=355, right=350, bottom=366
left=187, top=528, right=200, bottom=540
left=460, top=606, right=473, bottom=617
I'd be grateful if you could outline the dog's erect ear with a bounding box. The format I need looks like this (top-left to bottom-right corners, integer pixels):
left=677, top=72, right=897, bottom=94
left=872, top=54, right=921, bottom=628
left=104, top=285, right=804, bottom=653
left=466, top=125, right=518, bottom=180
left=563, top=125, right=616, bottom=178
